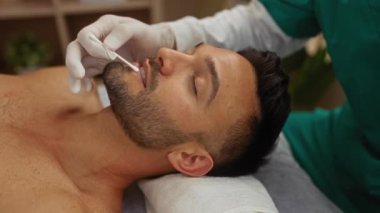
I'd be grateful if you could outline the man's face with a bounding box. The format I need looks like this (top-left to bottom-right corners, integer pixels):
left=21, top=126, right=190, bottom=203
left=103, top=44, right=258, bottom=152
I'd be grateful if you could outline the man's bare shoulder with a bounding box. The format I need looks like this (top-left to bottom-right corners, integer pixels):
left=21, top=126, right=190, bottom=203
left=0, top=66, right=103, bottom=118
left=25, top=66, right=102, bottom=108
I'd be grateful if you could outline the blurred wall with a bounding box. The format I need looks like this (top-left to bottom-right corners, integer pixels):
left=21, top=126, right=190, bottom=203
left=161, top=0, right=230, bottom=21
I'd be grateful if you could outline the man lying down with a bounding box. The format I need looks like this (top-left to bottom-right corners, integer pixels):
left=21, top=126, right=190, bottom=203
left=0, top=44, right=289, bottom=212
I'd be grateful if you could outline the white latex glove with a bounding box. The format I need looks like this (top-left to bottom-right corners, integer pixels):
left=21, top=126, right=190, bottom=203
left=65, top=15, right=175, bottom=93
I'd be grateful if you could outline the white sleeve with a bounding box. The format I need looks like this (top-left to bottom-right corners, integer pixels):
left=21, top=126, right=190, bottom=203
left=168, top=0, right=306, bottom=57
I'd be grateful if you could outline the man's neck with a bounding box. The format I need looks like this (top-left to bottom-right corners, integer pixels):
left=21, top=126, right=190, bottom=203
left=50, top=107, right=173, bottom=208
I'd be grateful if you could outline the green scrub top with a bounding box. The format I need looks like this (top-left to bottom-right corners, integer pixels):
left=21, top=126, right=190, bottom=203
left=259, top=0, right=380, bottom=212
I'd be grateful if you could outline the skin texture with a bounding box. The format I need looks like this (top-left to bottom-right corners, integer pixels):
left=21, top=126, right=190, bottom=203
left=0, top=44, right=257, bottom=213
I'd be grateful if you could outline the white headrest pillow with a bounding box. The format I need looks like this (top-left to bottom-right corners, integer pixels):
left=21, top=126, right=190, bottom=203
left=138, top=174, right=278, bottom=213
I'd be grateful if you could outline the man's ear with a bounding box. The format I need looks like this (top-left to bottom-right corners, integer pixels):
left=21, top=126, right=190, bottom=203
left=167, top=144, right=214, bottom=177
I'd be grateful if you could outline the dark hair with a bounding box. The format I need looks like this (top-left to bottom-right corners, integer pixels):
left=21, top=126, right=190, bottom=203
left=207, top=48, right=291, bottom=177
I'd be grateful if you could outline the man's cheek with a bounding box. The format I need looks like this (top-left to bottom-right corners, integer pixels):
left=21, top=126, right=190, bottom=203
left=165, top=98, right=196, bottom=132
left=158, top=85, right=189, bottom=110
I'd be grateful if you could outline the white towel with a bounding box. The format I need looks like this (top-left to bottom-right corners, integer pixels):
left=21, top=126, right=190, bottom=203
left=138, top=174, right=278, bottom=213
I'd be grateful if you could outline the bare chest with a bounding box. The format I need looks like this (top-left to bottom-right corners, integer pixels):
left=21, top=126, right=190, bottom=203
left=0, top=127, right=77, bottom=210
left=0, top=130, right=116, bottom=213
left=0, top=76, right=71, bottom=201
left=0, top=72, right=105, bottom=212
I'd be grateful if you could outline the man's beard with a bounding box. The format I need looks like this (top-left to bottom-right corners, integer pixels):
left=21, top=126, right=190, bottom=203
left=102, top=60, right=189, bottom=149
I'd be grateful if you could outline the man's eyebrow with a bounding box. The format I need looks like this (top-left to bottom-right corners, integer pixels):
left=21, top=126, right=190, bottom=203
left=205, top=56, right=220, bottom=106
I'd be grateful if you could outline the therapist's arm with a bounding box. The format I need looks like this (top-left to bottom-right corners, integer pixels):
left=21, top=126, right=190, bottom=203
left=169, top=0, right=306, bottom=57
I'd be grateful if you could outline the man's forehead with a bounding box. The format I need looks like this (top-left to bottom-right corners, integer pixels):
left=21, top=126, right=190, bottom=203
left=183, top=44, right=256, bottom=105
left=187, top=43, right=233, bottom=54
left=192, top=42, right=205, bottom=51
left=196, top=46, right=257, bottom=127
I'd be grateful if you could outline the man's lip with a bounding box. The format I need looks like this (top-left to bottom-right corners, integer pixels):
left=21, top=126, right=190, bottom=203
left=142, top=59, right=150, bottom=88
left=139, top=67, right=146, bottom=88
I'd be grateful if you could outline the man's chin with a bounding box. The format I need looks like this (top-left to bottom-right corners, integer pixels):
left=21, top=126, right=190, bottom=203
left=103, top=62, right=125, bottom=78
left=103, top=62, right=144, bottom=96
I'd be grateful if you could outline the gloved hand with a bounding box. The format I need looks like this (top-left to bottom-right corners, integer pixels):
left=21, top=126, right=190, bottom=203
left=65, top=15, right=175, bottom=93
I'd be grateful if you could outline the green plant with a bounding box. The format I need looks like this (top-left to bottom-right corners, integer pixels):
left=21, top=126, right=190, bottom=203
left=4, top=34, right=52, bottom=71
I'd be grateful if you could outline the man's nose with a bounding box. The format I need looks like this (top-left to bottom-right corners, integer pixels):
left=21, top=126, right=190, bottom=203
left=157, top=48, right=190, bottom=76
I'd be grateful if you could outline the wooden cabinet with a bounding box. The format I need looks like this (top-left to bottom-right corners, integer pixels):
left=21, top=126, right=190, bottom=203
left=0, top=0, right=163, bottom=71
